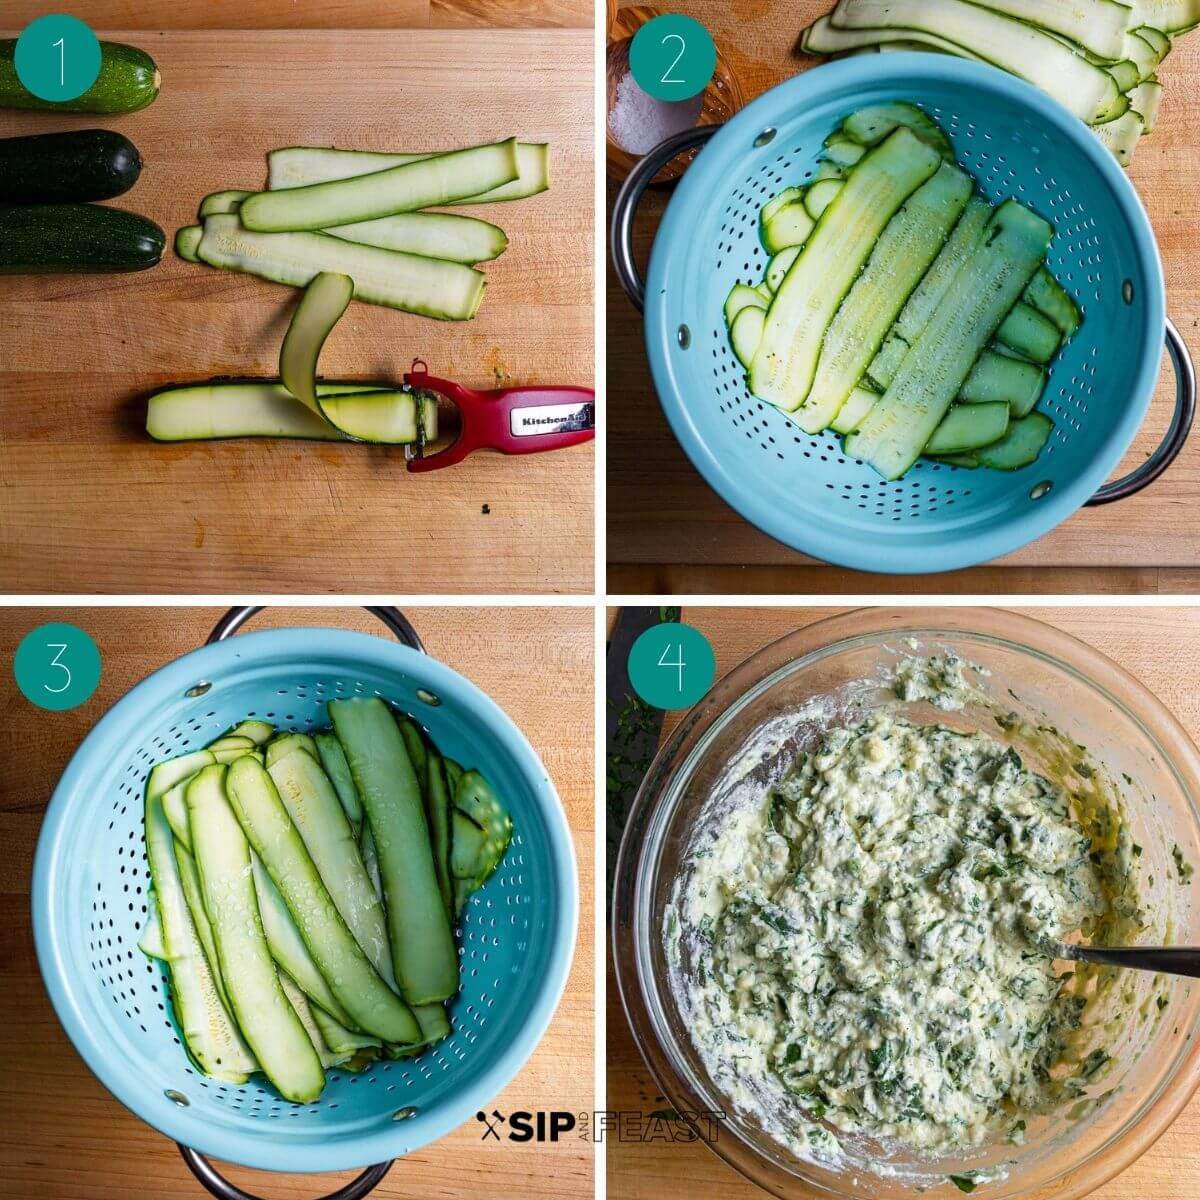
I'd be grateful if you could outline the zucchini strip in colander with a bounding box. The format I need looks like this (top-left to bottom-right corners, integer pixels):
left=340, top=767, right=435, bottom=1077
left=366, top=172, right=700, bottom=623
left=795, top=161, right=972, bottom=432
left=314, top=731, right=363, bottom=833
left=266, top=747, right=397, bottom=990
left=250, top=852, right=358, bottom=1030
left=846, top=198, right=1053, bottom=479
left=186, top=764, right=325, bottom=1102
left=144, top=790, right=257, bottom=1085
left=826, top=0, right=1124, bottom=123
left=749, top=126, right=942, bottom=411
left=224, top=755, right=422, bottom=1044
left=329, top=697, right=460, bottom=1006
left=425, top=753, right=454, bottom=916
left=277, top=971, right=352, bottom=1070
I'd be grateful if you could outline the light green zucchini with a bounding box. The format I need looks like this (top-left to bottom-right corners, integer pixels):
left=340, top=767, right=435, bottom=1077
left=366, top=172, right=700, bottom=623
left=266, top=141, right=550, bottom=204
left=144, top=793, right=256, bottom=1084
left=328, top=698, right=459, bottom=1005
left=225, top=755, right=421, bottom=1043
left=846, top=199, right=1053, bottom=479
left=185, top=765, right=323, bottom=1101
left=750, top=127, right=941, bottom=412
left=795, top=161, right=972, bottom=433
left=242, top=139, right=520, bottom=232
left=266, top=747, right=395, bottom=989
left=315, top=731, right=364, bottom=833
left=280, top=271, right=354, bottom=416
left=197, top=215, right=486, bottom=320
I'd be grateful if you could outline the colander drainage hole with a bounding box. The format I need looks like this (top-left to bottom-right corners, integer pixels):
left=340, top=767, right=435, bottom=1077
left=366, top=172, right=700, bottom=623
left=754, top=127, right=776, bottom=147
left=165, top=1089, right=190, bottom=1107
left=184, top=682, right=212, bottom=698
left=677, top=324, right=691, bottom=349
left=1030, top=480, right=1053, bottom=500
left=394, top=1106, right=419, bottom=1121
left=416, top=688, right=442, bottom=707
left=1122, top=279, right=1135, bottom=304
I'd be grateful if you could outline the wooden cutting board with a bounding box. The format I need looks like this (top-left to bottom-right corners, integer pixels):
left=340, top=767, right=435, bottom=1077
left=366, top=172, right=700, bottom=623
left=606, top=604, right=1200, bottom=1200
left=0, top=604, right=595, bottom=1199
left=0, top=28, right=594, bottom=594
left=607, top=0, right=1200, bottom=592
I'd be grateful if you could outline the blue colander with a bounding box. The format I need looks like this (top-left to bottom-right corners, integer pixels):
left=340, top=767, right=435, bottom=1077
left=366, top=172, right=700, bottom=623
left=611, top=54, right=1195, bottom=574
left=31, top=607, right=578, bottom=1200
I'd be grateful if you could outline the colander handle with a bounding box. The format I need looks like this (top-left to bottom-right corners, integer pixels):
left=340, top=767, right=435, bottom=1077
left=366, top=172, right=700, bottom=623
left=1087, top=317, right=1195, bottom=505
left=204, top=606, right=425, bottom=652
left=178, top=1146, right=392, bottom=1200
left=610, top=124, right=720, bottom=312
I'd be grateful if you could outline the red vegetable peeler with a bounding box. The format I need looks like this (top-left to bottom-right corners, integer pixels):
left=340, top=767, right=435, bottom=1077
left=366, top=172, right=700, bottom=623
left=403, top=359, right=595, bottom=473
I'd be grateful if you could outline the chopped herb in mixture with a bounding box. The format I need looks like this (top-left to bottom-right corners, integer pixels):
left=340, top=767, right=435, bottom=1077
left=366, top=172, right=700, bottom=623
left=683, top=713, right=1120, bottom=1153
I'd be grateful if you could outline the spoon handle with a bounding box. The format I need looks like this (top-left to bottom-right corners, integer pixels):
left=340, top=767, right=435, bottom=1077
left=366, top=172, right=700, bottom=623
left=1066, top=945, right=1200, bottom=978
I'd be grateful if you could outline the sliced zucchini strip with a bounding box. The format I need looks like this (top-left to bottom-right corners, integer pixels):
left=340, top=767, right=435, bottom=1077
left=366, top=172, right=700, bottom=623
left=869, top=197, right=990, bottom=390
left=328, top=697, right=459, bottom=1006
left=846, top=199, right=1052, bottom=480
left=147, top=381, right=389, bottom=443
left=796, top=161, right=972, bottom=433
left=185, top=765, right=323, bottom=1101
left=251, top=852, right=356, bottom=1029
left=750, top=127, right=941, bottom=412
left=198, top=189, right=250, bottom=218
left=724, top=282, right=767, bottom=326
left=996, top=301, right=1061, bottom=363
left=828, top=0, right=1123, bottom=122
left=145, top=793, right=256, bottom=1084
left=327, top=211, right=507, bottom=264
left=315, top=731, right=364, bottom=833
left=174, top=224, right=202, bottom=263
left=961, top=350, right=1046, bottom=416
left=278, top=971, right=349, bottom=1069
left=976, top=411, right=1055, bottom=469
left=266, top=747, right=395, bottom=990
left=266, top=141, right=550, bottom=204
left=925, top=400, right=1010, bottom=454
left=242, top=139, right=520, bottom=232
left=137, top=900, right=166, bottom=959
left=317, top=389, right=438, bottom=445
left=426, top=754, right=454, bottom=915
left=197, top=215, right=486, bottom=320
left=224, top=755, right=421, bottom=1043
left=280, top=271, right=354, bottom=416
left=959, top=0, right=1131, bottom=61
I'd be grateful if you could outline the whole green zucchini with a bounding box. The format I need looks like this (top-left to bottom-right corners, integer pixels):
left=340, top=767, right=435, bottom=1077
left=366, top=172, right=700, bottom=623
left=0, top=39, right=159, bottom=113
left=0, top=129, right=142, bottom=203
left=0, top=203, right=164, bottom=273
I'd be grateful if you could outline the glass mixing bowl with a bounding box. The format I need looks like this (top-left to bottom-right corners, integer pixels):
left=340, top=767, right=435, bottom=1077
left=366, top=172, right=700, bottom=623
left=612, top=607, right=1200, bottom=1200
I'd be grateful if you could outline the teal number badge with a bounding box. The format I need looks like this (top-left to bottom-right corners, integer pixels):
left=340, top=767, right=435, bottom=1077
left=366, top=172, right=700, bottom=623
left=628, top=621, right=716, bottom=710
left=14, top=622, right=102, bottom=711
left=628, top=14, right=717, bottom=102
left=14, top=14, right=102, bottom=103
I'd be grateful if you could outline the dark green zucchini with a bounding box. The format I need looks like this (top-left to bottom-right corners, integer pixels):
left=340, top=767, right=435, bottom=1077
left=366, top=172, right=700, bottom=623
left=0, top=39, right=159, bottom=114
left=0, top=203, right=164, bottom=273
left=0, top=130, right=142, bottom=203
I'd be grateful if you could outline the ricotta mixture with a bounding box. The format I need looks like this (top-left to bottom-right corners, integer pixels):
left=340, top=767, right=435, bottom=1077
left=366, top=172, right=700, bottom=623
left=676, top=657, right=1143, bottom=1161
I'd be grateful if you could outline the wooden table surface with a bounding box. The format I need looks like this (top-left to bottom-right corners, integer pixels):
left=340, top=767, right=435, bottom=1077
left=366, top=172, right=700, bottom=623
left=606, top=0, right=1200, bottom=595
left=0, top=0, right=593, bottom=27
left=0, top=605, right=594, bottom=1200
left=606, top=604, right=1200, bottom=1199
left=0, top=19, right=594, bottom=595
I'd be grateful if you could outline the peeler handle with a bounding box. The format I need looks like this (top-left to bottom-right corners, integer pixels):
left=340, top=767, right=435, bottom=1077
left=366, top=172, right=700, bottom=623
left=610, top=124, right=720, bottom=312
left=204, top=605, right=424, bottom=652
left=1087, top=317, right=1195, bottom=505
left=404, top=365, right=594, bottom=473
left=178, top=1147, right=392, bottom=1200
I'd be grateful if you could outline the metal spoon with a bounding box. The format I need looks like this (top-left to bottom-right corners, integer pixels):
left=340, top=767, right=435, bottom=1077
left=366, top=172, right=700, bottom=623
left=1046, top=940, right=1200, bottom=979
